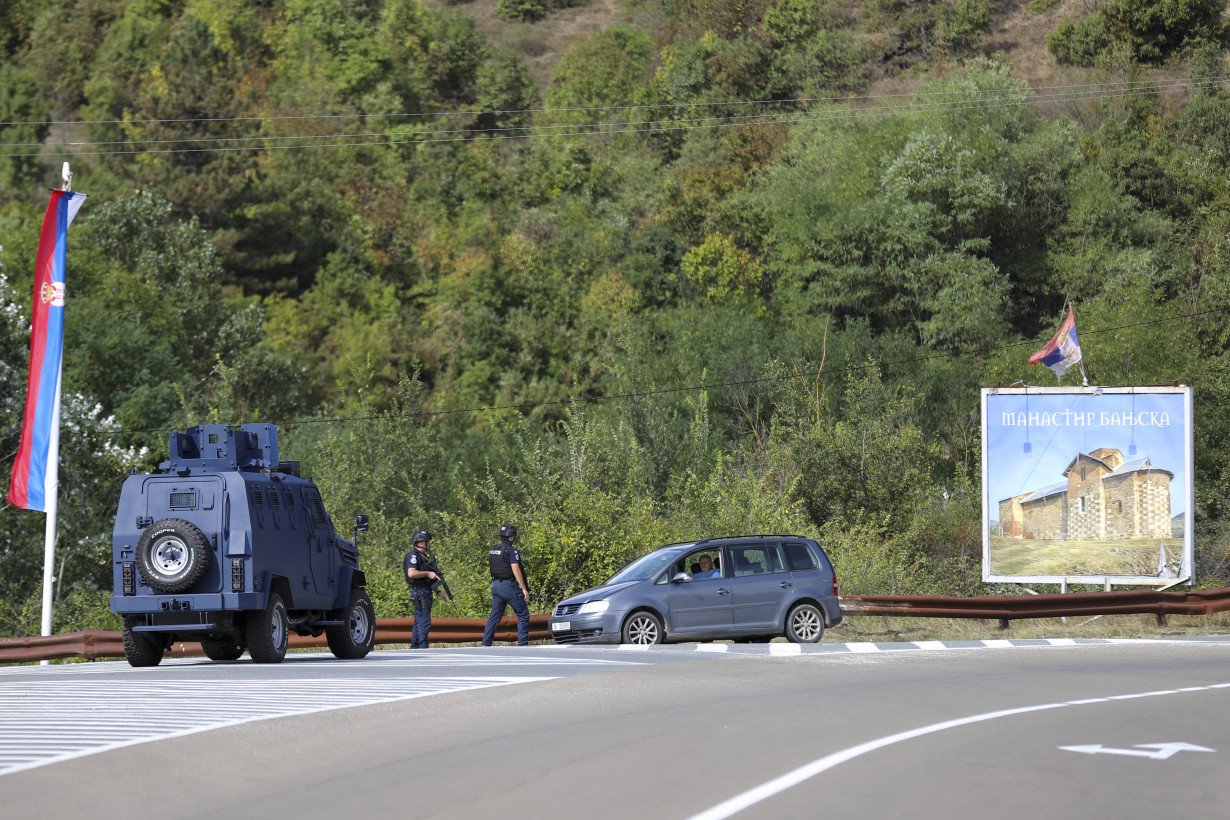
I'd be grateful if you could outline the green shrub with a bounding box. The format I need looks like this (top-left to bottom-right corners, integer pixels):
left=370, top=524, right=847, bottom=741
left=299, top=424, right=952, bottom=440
left=1102, top=0, right=1227, bottom=63
left=943, top=0, right=991, bottom=55
left=496, top=0, right=587, bottom=24
left=1050, top=0, right=1226, bottom=66
left=1047, top=13, right=1109, bottom=66
left=679, top=232, right=764, bottom=301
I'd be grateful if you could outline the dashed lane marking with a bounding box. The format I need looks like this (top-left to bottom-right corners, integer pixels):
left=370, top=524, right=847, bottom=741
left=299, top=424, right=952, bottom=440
left=603, top=637, right=1230, bottom=654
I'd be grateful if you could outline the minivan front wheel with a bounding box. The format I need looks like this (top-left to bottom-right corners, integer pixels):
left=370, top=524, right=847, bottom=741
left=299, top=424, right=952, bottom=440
left=785, top=603, right=824, bottom=643
left=622, top=611, right=663, bottom=645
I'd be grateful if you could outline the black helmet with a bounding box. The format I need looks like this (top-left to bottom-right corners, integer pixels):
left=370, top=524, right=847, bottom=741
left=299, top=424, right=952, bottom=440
left=412, top=530, right=430, bottom=545
left=498, top=523, right=518, bottom=539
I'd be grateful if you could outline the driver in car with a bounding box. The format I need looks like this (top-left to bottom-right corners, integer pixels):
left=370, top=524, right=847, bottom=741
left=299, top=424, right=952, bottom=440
left=693, top=554, right=720, bottom=579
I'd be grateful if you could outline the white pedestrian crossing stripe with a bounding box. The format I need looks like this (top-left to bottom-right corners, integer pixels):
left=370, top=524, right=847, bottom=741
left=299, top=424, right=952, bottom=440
left=0, top=674, right=552, bottom=777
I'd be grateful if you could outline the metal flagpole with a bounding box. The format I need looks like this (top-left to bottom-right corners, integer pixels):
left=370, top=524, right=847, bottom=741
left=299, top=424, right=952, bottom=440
left=39, top=371, right=62, bottom=641
left=38, top=163, right=73, bottom=660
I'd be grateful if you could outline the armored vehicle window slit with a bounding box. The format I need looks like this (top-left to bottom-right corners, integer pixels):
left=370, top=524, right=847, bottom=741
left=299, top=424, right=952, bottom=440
left=308, top=496, right=328, bottom=527
left=269, top=489, right=280, bottom=509
left=250, top=486, right=263, bottom=507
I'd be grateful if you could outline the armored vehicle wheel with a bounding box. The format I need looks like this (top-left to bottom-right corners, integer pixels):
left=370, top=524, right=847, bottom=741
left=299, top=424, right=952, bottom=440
left=785, top=603, right=824, bottom=643
left=326, top=588, right=375, bottom=660
left=621, top=610, right=664, bottom=645
left=245, top=592, right=289, bottom=663
left=122, top=617, right=164, bottom=667
left=201, top=639, right=245, bottom=661
left=136, top=518, right=210, bottom=594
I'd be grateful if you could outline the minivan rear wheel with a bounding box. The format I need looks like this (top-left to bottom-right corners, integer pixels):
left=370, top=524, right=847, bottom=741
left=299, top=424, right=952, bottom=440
left=785, top=603, right=824, bottom=643
left=622, top=611, right=663, bottom=645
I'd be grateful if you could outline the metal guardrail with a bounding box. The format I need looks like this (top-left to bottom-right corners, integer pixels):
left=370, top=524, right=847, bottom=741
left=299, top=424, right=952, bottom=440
left=0, top=615, right=552, bottom=664
left=841, top=587, right=1230, bottom=620
left=4, top=588, right=1230, bottom=663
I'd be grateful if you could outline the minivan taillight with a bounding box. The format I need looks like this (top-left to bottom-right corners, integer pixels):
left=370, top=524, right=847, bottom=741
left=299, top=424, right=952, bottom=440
left=832, top=574, right=839, bottom=597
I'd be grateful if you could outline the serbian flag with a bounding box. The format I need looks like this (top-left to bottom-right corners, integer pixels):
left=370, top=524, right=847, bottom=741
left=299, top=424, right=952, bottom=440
left=1029, top=302, right=1082, bottom=379
left=6, top=189, right=87, bottom=511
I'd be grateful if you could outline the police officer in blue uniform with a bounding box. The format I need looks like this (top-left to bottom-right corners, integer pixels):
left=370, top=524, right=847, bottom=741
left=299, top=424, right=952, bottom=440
left=404, top=530, right=442, bottom=649
left=481, top=524, right=530, bottom=646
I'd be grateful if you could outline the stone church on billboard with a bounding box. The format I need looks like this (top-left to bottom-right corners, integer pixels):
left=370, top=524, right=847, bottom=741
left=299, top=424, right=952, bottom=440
left=998, top=447, right=1174, bottom=541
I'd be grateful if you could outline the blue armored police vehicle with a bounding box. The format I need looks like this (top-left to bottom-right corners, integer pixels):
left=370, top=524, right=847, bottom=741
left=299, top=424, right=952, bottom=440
left=110, top=423, right=374, bottom=667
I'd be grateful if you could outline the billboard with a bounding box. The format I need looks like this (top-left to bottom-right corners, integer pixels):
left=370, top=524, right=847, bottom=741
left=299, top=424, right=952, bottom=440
left=981, top=386, right=1193, bottom=585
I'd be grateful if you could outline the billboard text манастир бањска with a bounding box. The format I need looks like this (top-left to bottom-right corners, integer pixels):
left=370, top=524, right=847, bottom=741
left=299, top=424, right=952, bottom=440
left=981, top=386, right=1193, bottom=584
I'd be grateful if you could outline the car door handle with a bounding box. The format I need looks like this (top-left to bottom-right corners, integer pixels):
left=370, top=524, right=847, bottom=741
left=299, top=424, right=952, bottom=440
left=779, top=581, right=792, bottom=589
left=717, top=588, right=730, bottom=596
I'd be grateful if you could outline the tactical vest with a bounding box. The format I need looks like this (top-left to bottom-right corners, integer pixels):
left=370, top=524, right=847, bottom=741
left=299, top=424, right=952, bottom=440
left=488, top=541, right=515, bottom=580
left=406, top=549, right=437, bottom=589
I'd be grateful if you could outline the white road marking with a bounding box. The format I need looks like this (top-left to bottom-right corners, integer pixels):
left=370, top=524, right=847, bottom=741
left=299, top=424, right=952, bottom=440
left=1059, top=742, right=1215, bottom=759
left=0, top=675, right=553, bottom=777
left=768, top=643, right=800, bottom=656
left=3, top=637, right=1226, bottom=679
left=845, top=643, right=881, bottom=653
left=688, top=681, right=1230, bottom=820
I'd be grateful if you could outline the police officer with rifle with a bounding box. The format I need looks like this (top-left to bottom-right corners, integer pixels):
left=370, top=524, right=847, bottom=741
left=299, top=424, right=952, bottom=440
left=481, top=524, right=530, bottom=646
left=404, top=530, right=449, bottom=649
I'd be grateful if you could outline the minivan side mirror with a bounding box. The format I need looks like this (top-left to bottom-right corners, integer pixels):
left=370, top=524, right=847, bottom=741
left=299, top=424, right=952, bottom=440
left=671, top=572, right=691, bottom=584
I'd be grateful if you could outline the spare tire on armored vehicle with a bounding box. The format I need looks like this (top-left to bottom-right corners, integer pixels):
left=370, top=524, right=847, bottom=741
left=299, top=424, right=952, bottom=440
left=110, top=423, right=372, bottom=667
left=135, top=518, right=211, bottom=593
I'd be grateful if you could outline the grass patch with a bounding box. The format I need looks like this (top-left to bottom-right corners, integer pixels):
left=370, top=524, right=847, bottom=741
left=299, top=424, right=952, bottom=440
left=989, top=536, right=1183, bottom=577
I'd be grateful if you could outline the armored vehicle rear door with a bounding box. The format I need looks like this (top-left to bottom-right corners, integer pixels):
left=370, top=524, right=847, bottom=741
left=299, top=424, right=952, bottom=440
left=302, top=487, right=338, bottom=599
left=139, top=477, right=226, bottom=590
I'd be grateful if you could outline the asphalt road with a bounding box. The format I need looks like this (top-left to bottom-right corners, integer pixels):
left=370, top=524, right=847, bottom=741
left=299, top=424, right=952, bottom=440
left=1, top=638, right=1228, bottom=819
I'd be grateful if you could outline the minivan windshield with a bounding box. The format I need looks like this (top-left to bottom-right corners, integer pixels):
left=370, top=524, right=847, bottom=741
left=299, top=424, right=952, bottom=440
left=605, top=548, right=686, bottom=585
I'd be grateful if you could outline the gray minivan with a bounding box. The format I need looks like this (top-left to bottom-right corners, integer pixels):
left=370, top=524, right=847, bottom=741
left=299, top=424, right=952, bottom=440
left=548, top=535, right=842, bottom=645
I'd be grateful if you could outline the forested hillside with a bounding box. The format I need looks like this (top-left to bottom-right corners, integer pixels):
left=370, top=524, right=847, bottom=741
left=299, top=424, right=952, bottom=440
left=2, top=0, right=1229, bottom=633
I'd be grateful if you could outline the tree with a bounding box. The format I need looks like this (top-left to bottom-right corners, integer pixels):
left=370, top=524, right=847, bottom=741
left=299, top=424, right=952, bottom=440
left=1101, top=0, right=1227, bottom=63
left=67, top=191, right=228, bottom=436
left=781, top=367, right=940, bottom=529
left=1, top=252, right=146, bottom=635
left=546, top=27, right=656, bottom=126
left=0, top=66, right=49, bottom=192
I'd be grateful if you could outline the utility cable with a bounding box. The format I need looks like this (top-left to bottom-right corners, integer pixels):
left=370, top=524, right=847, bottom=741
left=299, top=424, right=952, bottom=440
left=2, top=74, right=1223, bottom=129
left=1, top=77, right=1223, bottom=158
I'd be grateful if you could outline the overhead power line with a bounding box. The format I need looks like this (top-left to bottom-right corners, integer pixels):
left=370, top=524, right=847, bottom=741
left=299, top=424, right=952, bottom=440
left=0, top=76, right=1223, bottom=158
left=2, top=75, right=1223, bottom=130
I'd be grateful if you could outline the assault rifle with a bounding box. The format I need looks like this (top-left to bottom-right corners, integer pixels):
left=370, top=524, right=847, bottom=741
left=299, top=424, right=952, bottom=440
left=429, top=554, right=453, bottom=602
